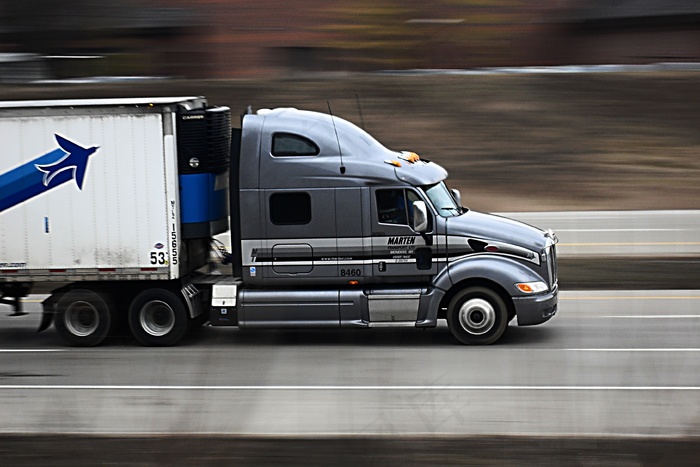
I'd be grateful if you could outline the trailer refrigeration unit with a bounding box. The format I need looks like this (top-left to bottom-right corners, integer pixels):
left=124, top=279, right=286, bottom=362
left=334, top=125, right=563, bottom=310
left=0, top=97, right=559, bottom=347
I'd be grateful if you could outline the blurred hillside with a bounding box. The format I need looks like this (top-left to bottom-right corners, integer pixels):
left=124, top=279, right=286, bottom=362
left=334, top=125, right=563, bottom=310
left=1, top=1, right=698, bottom=212
left=0, top=71, right=698, bottom=212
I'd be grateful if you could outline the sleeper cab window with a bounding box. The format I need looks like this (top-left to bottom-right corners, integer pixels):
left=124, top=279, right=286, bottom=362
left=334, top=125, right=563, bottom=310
left=270, top=192, right=312, bottom=225
left=271, top=133, right=319, bottom=157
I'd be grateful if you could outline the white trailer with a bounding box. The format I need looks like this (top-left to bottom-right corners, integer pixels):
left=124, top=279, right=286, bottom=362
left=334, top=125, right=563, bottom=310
left=0, top=97, right=231, bottom=345
left=1, top=99, right=558, bottom=347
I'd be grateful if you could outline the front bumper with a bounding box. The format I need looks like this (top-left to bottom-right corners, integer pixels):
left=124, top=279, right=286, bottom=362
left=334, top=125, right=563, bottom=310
left=512, top=285, right=558, bottom=326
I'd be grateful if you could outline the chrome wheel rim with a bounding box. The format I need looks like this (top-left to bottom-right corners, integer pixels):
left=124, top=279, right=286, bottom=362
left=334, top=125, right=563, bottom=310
left=139, top=300, right=175, bottom=337
left=458, top=298, right=496, bottom=335
left=65, top=301, right=99, bottom=337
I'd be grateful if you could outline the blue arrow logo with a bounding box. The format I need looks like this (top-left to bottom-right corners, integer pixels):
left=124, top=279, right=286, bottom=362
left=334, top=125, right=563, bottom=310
left=0, top=134, right=99, bottom=213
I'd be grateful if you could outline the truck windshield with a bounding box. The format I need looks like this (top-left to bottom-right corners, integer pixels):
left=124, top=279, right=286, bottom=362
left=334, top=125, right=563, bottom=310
left=423, top=182, right=462, bottom=217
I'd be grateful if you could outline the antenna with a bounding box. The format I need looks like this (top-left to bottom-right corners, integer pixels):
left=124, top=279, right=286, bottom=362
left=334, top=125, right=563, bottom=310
left=355, top=94, right=365, bottom=130
left=327, top=101, right=346, bottom=174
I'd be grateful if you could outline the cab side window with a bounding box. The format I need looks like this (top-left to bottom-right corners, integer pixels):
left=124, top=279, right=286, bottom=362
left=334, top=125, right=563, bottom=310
left=270, top=192, right=312, bottom=225
left=272, top=133, right=319, bottom=157
left=376, top=189, right=432, bottom=231
left=377, top=189, right=408, bottom=225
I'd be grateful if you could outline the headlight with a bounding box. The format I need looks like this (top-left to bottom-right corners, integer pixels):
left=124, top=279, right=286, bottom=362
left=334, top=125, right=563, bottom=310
left=515, top=281, right=548, bottom=294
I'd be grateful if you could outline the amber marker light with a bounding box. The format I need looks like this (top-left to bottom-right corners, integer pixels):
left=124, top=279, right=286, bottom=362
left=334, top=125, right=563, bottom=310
left=349, top=280, right=359, bottom=285
left=399, top=151, right=421, bottom=163
left=384, top=160, right=402, bottom=167
left=515, top=282, right=548, bottom=294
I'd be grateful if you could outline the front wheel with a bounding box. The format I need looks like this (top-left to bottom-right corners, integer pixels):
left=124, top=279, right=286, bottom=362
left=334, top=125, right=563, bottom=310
left=128, top=288, right=188, bottom=346
left=54, top=289, right=112, bottom=347
left=446, top=286, right=508, bottom=345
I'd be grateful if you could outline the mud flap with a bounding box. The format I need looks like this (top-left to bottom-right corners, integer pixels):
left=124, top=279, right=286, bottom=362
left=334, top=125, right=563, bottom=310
left=38, top=294, right=58, bottom=333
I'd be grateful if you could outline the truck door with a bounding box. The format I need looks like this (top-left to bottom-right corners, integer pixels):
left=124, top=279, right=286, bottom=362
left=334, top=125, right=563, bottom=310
left=335, top=187, right=369, bottom=282
left=262, top=189, right=337, bottom=280
left=370, top=187, right=438, bottom=280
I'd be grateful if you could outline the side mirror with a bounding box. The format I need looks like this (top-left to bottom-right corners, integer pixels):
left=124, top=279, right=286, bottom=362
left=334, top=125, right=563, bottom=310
left=450, top=189, right=461, bottom=207
left=412, top=200, right=429, bottom=233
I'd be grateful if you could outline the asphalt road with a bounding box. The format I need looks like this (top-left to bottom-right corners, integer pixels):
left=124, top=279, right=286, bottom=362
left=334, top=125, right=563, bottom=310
left=505, top=210, right=700, bottom=290
left=504, top=210, right=700, bottom=257
left=2, top=210, right=700, bottom=463
left=1, top=290, right=699, bottom=437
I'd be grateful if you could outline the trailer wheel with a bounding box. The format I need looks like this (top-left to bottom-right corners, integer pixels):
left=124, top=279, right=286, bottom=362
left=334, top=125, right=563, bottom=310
left=446, top=286, right=508, bottom=345
left=54, top=289, right=112, bottom=347
left=128, top=289, right=188, bottom=346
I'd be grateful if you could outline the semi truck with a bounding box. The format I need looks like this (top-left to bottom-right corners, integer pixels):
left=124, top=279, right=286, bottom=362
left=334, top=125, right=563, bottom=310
left=0, top=97, right=558, bottom=346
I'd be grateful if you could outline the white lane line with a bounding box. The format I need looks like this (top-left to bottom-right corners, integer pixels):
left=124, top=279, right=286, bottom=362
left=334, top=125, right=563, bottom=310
left=559, top=242, right=700, bottom=246
left=0, top=385, right=698, bottom=391
left=562, top=296, right=700, bottom=300
left=1, top=348, right=698, bottom=354
left=1, top=348, right=697, bottom=354
left=557, top=229, right=690, bottom=232
left=567, top=348, right=700, bottom=352
left=602, top=315, right=700, bottom=319
left=498, top=210, right=700, bottom=220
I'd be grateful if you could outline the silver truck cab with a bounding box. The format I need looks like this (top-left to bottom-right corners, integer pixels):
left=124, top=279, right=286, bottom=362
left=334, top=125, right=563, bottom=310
left=216, top=107, right=558, bottom=345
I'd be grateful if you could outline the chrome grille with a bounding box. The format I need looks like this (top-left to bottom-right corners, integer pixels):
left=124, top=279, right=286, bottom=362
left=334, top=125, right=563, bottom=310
left=549, top=245, right=558, bottom=288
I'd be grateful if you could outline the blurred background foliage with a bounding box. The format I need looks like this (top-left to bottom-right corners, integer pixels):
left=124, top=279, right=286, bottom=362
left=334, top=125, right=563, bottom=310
left=322, top=0, right=535, bottom=70
left=4, top=0, right=698, bottom=79
left=0, top=0, right=699, bottom=211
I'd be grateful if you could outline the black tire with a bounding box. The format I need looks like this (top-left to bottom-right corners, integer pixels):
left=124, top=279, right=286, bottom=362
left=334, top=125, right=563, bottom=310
left=128, top=288, right=188, bottom=346
left=54, top=289, right=112, bottom=347
left=446, top=286, right=509, bottom=345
